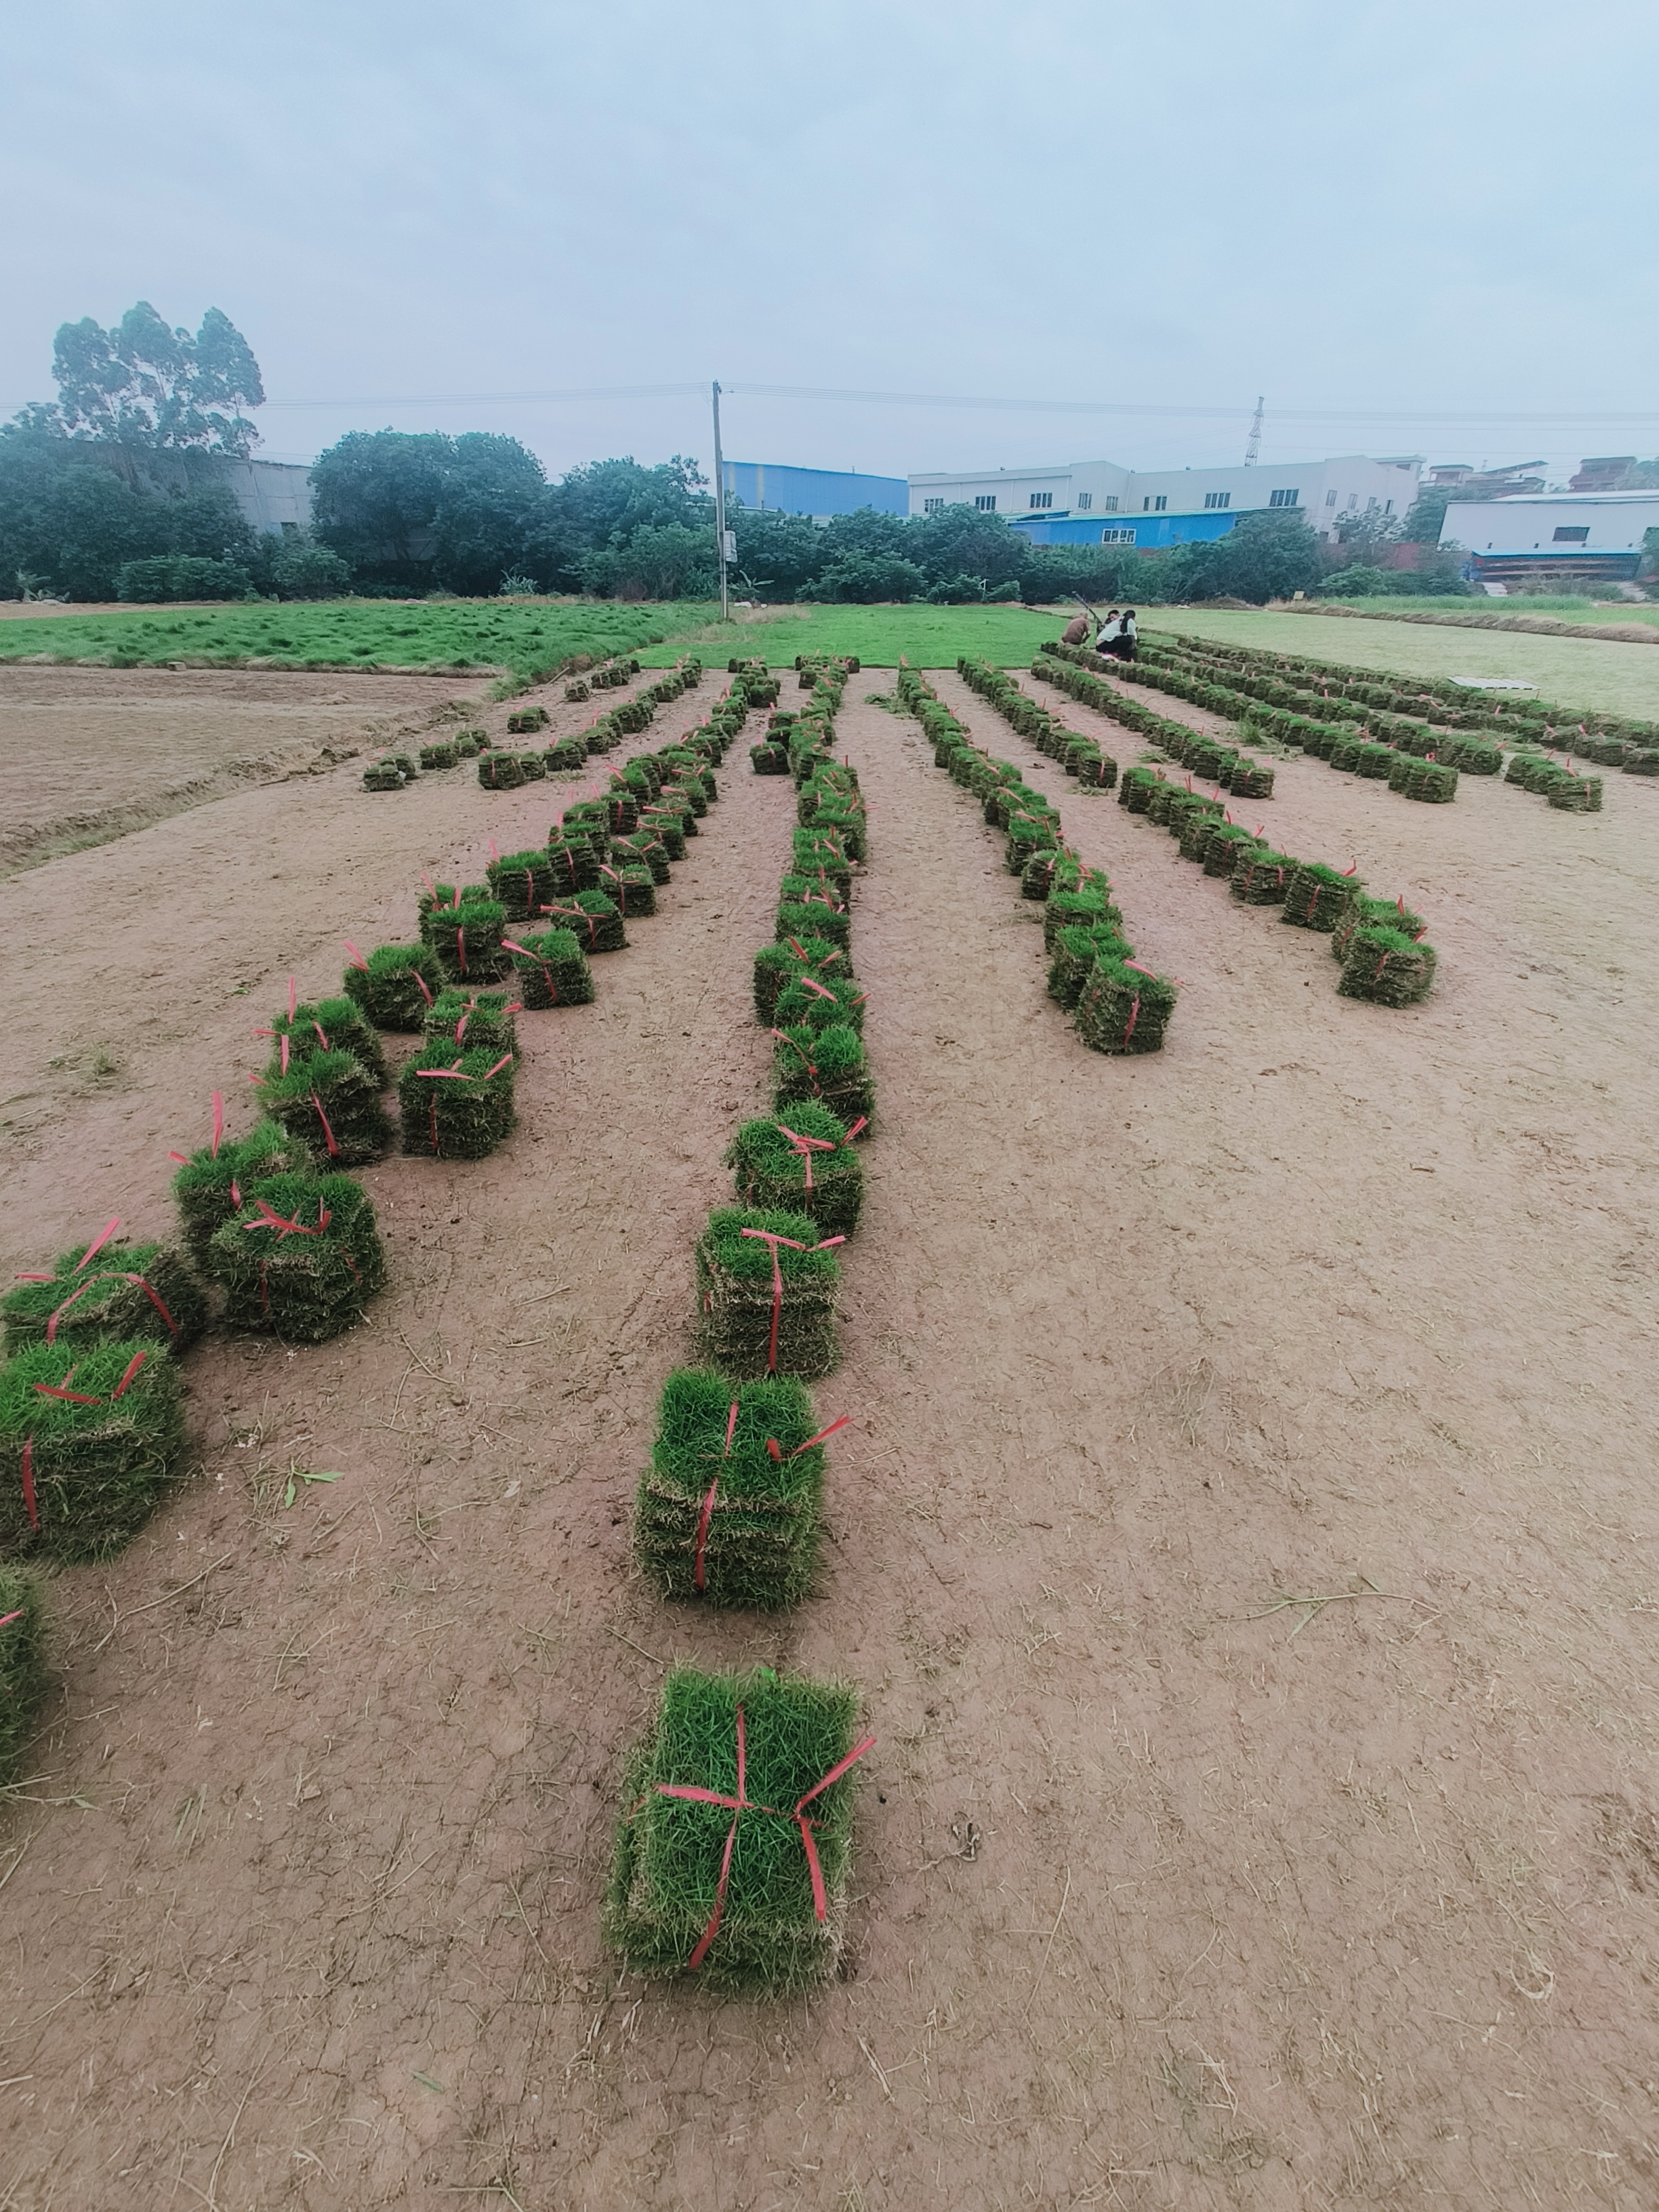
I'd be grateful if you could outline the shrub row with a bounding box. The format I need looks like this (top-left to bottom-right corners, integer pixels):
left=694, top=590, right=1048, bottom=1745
left=615, top=665, right=874, bottom=1997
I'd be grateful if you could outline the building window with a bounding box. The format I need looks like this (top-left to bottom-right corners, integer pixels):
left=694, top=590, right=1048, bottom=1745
left=1101, top=527, right=1137, bottom=545
left=1204, top=491, right=1232, bottom=510
left=1142, top=494, right=1167, bottom=512
left=1268, top=488, right=1298, bottom=508
left=923, top=497, right=944, bottom=514
left=1384, top=499, right=1393, bottom=514
left=1029, top=492, right=1053, bottom=510
left=1076, top=492, right=1092, bottom=512
left=975, top=494, right=996, bottom=512
left=1102, top=495, right=1118, bottom=512
left=1553, top=525, right=1591, bottom=544
left=1347, top=493, right=1359, bottom=510
left=1326, top=489, right=1338, bottom=507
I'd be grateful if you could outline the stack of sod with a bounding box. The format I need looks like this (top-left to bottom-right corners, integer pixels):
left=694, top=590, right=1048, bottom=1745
left=1044, top=888, right=1120, bottom=954
left=777, top=897, right=850, bottom=951
left=428, top=896, right=508, bottom=983
left=453, top=729, right=485, bottom=755
left=1204, top=824, right=1260, bottom=879
left=1403, top=761, right=1459, bottom=804
left=607, top=787, right=642, bottom=834
left=695, top=1207, right=842, bottom=1378
left=640, top=811, right=688, bottom=860
left=423, top=987, right=519, bottom=1059
left=598, top=861, right=657, bottom=918
left=0, top=1340, right=184, bottom=1559
left=565, top=679, right=590, bottom=701
left=362, top=759, right=406, bottom=792
left=726, top=1104, right=865, bottom=1241
left=488, top=850, right=556, bottom=920
left=1548, top=775, right=1603, bottom=812
left=605, top=1663, right=867, bottom=1992
left=207, top=1172, right=388, bottom=1340
left=613, top=830, right=671, bottom=885
left=772, top=1024, right=873, bottom=1129
left=546, top=835, right=602, bottom=895
left=0, top=1567, right=45, bottom=1783
left=753, top=937, right=847, bottom=1025
left=1047, top=923, right=1132, bottom=1010
left=269, top=996, right=389, bottom=1086
left=506, top=706, right=550, bottom=734
left=1230, top=847, right=1297, bottom=907
left=1075, top=960, right=1178, bottom=1055
left=478, top=752, right=525, bottom=790
left=751, top=737, right=791, bottom=774
left=516, top=752, right=548, bottom=781
left=398, top=1046, right=517, bottom=1159
left=1337, top=927, right=1438, bottom=1006
left=418, top=740, right=457, bottom=770
left=342, top=941, right=441, bottom=1031
left=3, top=1234, right=207, bottom=1359
left=773, top=972, right=865, bottom=1036
left=544, top=888, right=626, bottom=954
left=171, top=1118, right=295, bottom=1262
left=506, top=926, right=595, bottom=1008
left=547, top=735, right=588, bottom=769
left=1282, top=862, right=1358, bottom=932
left=260, top=1050, right=392, bottom=1167
left=632, top=1370, right=831, bottom=1608
left=1176, top=807, right=1224, bottom=862
left=1332, top=893, right=1426, bottom=962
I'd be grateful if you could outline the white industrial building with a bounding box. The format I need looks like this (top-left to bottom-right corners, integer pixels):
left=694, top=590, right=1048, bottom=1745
left=1437, top=490, right=1659, bottom=586
left=907, top=452, right=1422, bottom=552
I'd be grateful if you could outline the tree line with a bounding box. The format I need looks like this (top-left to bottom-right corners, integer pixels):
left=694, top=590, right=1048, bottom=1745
left=1, top=300, right=1477, bottom=605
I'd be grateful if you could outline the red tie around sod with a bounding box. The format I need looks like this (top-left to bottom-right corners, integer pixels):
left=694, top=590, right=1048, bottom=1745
left=501, top=940, right=559, bottom=1002
left=20, top=1351, right=149, bottom=1532
left=737, top=1227, right=845, bottom=1373
left=644, top=1704, right=877, bottom=1967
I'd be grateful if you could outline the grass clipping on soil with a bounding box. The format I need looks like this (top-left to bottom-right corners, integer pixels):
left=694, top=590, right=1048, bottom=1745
left=0, top=1340, right=184, bottom=1561
left=632, top=1368, right=834, bottom=1610
left=605, top=1662, right=867, bottom=1994
left=695, top=1207, right=843, bottom=1379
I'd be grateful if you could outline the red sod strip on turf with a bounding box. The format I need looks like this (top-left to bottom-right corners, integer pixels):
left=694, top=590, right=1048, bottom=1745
left=634, top=1706, right=878, bottom=1968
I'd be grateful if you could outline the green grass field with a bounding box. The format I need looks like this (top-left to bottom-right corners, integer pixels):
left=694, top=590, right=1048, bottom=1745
left=636, top=604, right=1064, bottom=670
left=0, top=598, right=717, bottom=685
left=1316, top=595, right=1659, bottom=628
left=1151, top=607, right=1659, bottom=721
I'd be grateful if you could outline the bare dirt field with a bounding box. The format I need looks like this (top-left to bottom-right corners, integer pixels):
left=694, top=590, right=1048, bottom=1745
left=1, top=654, right=1658, bottom=2210
left=0, top=665, right=486, bottom=874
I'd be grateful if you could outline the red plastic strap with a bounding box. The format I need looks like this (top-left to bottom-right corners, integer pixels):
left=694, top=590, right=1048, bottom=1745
left=77, top=1218, right=122, bottom=1272
left=1123, top=994, right=1141, bottom=1044
left=0, top=1608, right=22, bottom=1631
left=766, top=1413, right=851, bottom=1462
left=243, top=1199, right=331, bottom=1240
left=693, top=1399, right=741, bottom=1593
left=345, top=939, right=370, bottom=972
left=798, top=975, right=838, bottom=1004
left=18, top=1441, right=38, bottom=1531
left=775, top=1120, right=836, bottom=1191
left=737, top=1228, right=844, bottom=1374
left=310, top=1092, right=340, bottom=1158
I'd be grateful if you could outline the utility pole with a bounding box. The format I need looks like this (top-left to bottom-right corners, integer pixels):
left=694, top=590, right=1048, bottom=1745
left=1244, top=395, right=1264, bottom=467
left=711, top=380, right=731, bottom=622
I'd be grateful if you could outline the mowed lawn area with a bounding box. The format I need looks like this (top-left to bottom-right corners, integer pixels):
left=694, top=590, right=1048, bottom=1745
left=1153, top=607, right=1659, bottom=721
left=639, top=603, right=1066, bottom=669
left=0, top=598, right=717, bottom=682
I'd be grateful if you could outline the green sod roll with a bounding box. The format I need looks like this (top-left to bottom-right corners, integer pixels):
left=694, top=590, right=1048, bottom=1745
left=207, top=1172, right=388, bottom=1341
left=0, top=1339, right=184, bottom=1561
left=506, top=927, right=595, bottom=1008
left=422, top=987, right=520, bottom=1061
left=342, top=941, right=442, bottom=1031
left=268, top=995, right=388, bottom=1086
left=258, top=1048, right=392, bottom=1168
left=726, top=1104, right=865, bottom=1241
left=171, top=1118, right=297, bottom=1262
left=632, top=1368, right=831, bottom=1610
left=1074, top=960, right=1178, bottom=1055
left=771, top=1023, right=873, bottom=1129
left=695, top=1207, right=843, bottom=1380
left=605, top=1663, right=867, bottom=1994
left=2, top=1233, right=206, bottom=1359
left=398, top=1044, right=518, bottom=1160
left=1337, top=926, right=1438, bottom=1006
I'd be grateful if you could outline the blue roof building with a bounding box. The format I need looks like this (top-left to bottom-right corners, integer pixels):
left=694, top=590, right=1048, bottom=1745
left=722, top=461, right=908, bottom=520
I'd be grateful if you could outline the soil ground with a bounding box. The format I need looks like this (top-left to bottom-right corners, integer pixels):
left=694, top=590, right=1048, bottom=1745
left=1, top=653, right=1658, bottom=2209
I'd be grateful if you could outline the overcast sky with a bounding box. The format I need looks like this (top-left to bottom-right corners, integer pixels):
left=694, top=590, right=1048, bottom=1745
left=3, top=1, right=1656, bottom=487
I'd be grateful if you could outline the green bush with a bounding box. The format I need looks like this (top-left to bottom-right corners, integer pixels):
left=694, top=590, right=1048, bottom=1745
left=116, top=554, right=249, bottom=602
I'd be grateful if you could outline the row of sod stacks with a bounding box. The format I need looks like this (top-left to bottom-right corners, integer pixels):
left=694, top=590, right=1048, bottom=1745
left=468, top=659, right=705, bottom=784
left=1065, top=633, right=1614, bottom=810
left=616, top=665, right=872, bottom=1996
left=957, top=655, right=1118, bottom=789
left=1117, top=764, right=1440, bottom=1006
left=895, top=665, right=1178, bottom=1053
left=1031, top=649, right=1271, bottom=796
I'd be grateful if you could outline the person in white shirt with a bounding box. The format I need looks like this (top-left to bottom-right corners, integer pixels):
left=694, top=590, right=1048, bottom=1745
left=1108, top=609, right=1139, bottom=661
left=1094, top=609, right=1120, bottom=653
